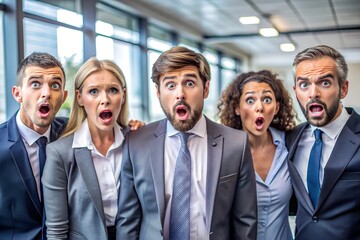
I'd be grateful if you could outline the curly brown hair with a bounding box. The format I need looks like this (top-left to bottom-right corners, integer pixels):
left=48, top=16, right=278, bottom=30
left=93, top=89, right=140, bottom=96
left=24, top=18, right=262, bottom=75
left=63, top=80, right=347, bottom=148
left=217, top=70, right=298, bottom=131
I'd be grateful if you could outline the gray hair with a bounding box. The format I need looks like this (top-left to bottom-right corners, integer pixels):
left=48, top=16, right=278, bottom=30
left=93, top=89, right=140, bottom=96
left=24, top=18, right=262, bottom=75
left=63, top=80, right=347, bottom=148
left=292, top=45, right=348, bottom=86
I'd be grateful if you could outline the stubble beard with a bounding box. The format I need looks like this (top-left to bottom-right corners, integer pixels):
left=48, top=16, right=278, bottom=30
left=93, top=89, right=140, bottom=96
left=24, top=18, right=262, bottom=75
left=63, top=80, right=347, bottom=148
left=297, top=93, right=341, bottom=127
left=161, top=100, right=203, bottom=132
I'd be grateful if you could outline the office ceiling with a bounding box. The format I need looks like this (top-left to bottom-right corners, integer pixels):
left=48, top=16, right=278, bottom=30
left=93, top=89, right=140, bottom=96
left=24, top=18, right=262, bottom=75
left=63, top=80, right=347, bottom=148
left=114, top=0, right=360, bottom=66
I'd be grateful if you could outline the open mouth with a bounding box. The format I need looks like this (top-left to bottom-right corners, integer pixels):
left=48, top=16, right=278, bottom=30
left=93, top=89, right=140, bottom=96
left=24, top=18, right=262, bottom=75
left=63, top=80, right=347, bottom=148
left=38, top=104, right=50, bottom=117
left=308, top=103, right=324, bottom=118
left=175, top=105, right=189, bottom=120
left=255, top=117, right=264, bottom=127
left=99, top=110, right=113, bottom=120
left=309, top=104, right=324, bottom=113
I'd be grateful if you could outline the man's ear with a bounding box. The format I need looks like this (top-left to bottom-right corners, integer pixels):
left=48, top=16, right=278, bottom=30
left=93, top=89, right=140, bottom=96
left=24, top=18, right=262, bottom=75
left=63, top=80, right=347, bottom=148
left=156, top=84, right=160, bottom=99
left=203, top=80, right=210, bottom=99
left=12, top=86, right=22, bottom=103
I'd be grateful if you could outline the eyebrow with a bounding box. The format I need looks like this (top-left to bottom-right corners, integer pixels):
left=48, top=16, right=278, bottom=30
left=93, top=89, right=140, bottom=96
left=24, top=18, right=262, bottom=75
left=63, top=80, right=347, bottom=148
left=296, top=73, right=335, bottom=82
left=161, top=73, right=198, bottom=82
left=183, top=73, right=197, bottom=79
left=27, top=74, right=63, bottom=82
left=244, top=89, right=273, bottom=95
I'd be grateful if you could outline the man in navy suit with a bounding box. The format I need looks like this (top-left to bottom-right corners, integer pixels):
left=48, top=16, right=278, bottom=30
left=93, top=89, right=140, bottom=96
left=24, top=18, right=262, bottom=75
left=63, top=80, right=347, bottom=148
left=0, top=52, right=68, bottom=240
left=286, top=45, right=360, bottom=239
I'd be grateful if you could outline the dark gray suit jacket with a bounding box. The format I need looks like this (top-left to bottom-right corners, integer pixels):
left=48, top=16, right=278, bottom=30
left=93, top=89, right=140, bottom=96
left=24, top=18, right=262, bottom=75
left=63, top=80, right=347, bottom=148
left=42, top=127, right=130, bottom=240
left=116, top=117, right=257, bottom=240
left=286, top=108, right=360, bottom=240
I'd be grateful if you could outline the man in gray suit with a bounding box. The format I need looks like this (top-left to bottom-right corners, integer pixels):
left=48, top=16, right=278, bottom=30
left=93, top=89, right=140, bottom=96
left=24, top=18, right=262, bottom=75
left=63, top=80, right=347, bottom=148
left=116, top=46, right=257, bottom=240
left=286, top=45, right=360, bottom=239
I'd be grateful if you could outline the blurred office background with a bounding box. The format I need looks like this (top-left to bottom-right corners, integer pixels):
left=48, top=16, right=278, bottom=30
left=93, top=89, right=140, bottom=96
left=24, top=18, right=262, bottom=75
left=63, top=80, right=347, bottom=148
left=0, top=0, right=359, bottom=124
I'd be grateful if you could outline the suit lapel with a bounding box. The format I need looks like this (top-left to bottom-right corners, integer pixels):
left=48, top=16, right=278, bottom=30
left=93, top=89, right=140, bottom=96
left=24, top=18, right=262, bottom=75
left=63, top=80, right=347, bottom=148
left=287, top=123, right=315, bottom=212
left=75, top=148, right=106, bottom=228
left=205, top=119, right=223, bottom=230
left=318, top=125, right=360, bottom=208
left=150, top=120, right=167, bottom=226
left=7, top=115, right=42, bottom=215
left=10, top=139, right=42, bottom=214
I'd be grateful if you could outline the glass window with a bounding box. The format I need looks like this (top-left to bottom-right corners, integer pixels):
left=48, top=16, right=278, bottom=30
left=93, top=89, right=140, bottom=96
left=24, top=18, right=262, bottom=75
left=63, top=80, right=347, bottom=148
left=147, top=50, right=165, bottom=121
left=148, top=24, right=172, bottom=51
left=221, top=69, right=236, bottom=92
left=203, top=48, right=220, bottom=120
left=96, top=3, right=139, bottom=43
left=0, top=11, right=5, bottom=122
left=23, top=0, right=83, bottom=28
left=179, top=36, right=200, bottom=52
left=24, top=18, right=84, bottom=117
left=96, top=36, right=142, bottom=121
left=221, top=56, right=236, bottom=69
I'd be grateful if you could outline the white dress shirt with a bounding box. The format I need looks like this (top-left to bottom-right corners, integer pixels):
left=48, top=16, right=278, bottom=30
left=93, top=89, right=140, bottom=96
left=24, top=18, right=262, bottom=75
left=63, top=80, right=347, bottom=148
left=294, top=107, right=350, bottom=191
left=164, top=115, right=208, bottom=240
left=16, top=112, right=50, bottom=201
left=72, top=119, right=124, bottom=226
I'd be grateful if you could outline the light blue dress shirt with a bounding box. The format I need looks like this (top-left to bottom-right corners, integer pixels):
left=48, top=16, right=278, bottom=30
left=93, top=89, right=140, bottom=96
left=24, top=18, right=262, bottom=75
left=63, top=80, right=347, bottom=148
left=256, top=127, right=293, bottom=240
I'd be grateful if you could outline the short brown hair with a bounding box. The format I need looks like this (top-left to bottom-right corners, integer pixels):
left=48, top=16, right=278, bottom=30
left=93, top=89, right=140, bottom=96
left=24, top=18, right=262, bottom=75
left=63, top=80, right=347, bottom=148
left=17, top=52, right=66, bottom=86
left=151, top=46, right=211, bottom=88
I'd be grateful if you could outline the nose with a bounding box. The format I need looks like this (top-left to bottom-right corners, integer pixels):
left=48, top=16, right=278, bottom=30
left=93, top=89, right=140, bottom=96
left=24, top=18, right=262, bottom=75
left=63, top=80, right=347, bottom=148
left=41, top=84, right=51, bottom=99
left=100, top=91, right=110, bottom=105
left=309, top=84, right=320, bottom=99
left=176, top=86, right=185, bottom=100
left=256, top=100, right=264, bottom=113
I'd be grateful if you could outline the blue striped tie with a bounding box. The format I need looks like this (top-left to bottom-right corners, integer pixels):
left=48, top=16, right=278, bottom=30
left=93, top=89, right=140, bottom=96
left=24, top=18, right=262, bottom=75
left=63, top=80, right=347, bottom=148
left=307, top=129, right=323, bottom=208
left=169, top=132, right=191, bottom=240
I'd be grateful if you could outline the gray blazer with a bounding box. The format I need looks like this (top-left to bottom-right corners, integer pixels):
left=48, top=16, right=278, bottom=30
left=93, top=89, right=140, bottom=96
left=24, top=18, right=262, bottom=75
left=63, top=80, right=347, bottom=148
left=42, top=127, right=129, bottom=240
left=286, top=108, right=360, bottom=239
left=116, top=117, right=257, bottom=240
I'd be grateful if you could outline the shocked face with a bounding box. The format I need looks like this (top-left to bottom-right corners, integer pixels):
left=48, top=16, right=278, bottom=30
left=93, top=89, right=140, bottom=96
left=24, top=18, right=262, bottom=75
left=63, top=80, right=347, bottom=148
left=76, top=70, right=125, bottom=134
left=156, top=66, right=209, bottom=132
left=12, top=66, right=68, bottom=134
left=236, top=81, right=279, bottom=137
left=294, top=56, right=348, bottom=127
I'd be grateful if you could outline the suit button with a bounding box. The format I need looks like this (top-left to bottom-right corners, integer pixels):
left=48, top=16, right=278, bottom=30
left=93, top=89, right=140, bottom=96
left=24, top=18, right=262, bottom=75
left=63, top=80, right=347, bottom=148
left=312, top=216, right=319, bottom=222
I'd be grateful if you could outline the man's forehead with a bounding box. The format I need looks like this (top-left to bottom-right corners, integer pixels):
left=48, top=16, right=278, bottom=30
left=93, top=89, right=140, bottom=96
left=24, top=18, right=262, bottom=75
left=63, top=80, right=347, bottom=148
left=24, top=65, right=65, bottom=78
left=160, top=66, right=200, bottom=79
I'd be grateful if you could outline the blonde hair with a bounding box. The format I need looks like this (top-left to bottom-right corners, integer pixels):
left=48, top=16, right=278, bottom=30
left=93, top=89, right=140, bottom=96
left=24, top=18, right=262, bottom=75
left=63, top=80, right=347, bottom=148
left=61, top=57, right=129, bottom=138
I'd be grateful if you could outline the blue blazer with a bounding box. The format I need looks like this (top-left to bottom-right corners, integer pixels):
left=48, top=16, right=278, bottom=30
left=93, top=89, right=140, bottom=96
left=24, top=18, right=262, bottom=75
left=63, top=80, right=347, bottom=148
left=0, top=113, right=67, bottom=240
left=286, top=108, right=360, bottom=239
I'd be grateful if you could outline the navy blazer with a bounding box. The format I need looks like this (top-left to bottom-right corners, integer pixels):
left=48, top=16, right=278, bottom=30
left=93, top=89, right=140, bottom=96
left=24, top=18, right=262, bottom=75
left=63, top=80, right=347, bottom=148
left=0, top=113, right=67, bottom=240
left=286, top=108, right=360, bottom=240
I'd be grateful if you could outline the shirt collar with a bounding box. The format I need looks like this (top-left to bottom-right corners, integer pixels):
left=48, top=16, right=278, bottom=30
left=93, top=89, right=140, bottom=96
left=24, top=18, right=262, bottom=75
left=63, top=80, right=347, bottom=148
left=16, top=112, right=50, bottom=146
left=268, top=127, right=285, bottom=146
left=310, top=106, right=350, bottom=140
left=166, top=114, right=206, bottom=138
left=73, top=119, right=124, bottom=149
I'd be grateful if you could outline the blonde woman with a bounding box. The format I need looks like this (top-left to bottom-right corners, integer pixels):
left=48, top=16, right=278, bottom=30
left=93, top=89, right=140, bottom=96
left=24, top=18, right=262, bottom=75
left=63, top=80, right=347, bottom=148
left=42, top=57, right=132, bottom=240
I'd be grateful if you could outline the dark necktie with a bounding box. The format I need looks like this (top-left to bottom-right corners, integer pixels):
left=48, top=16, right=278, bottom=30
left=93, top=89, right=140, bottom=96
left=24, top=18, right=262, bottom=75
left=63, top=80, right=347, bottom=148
left=169, top=132, right=191, bottom=240
left=307, top=129, right=323, bottom=208
left=36, top=136, right=47, bottom=201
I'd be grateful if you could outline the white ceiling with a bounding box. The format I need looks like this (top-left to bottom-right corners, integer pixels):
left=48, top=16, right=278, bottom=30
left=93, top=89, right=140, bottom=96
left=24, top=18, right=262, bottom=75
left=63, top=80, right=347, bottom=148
left=113, top=0, right=360, bottom=66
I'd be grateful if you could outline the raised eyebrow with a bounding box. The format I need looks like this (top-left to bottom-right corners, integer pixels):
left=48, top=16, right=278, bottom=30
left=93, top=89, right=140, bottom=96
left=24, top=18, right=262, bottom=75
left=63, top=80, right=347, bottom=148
left=244, top=91, right=255, bottom=96
left=296, top=76, right=309, bottom=82
left=183, top=73, right=197, bottom=79
left=162, top=75, right=176, bottom=81
left=319, top=73, right=335, bottom=80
